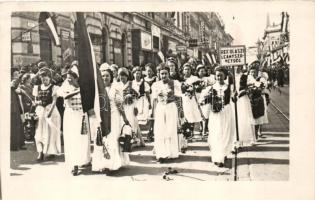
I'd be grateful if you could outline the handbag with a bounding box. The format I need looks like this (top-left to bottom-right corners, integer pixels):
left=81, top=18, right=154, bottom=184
left=118, top=124, right=133, bottom=153
left=95, top=127, right=110, bottom=159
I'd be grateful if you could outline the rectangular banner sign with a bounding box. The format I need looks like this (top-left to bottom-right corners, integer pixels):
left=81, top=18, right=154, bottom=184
left=219, top=45, right=246, bottom=66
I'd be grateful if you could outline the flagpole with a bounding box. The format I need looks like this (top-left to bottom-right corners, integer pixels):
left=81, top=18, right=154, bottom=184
left=232, top=65, right=240, bottom=181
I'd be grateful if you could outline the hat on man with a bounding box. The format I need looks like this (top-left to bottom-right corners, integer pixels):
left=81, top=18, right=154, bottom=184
left=37, top=61, right=48, bottom=69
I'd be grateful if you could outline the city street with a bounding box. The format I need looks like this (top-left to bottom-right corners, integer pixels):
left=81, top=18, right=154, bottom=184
left=10, top=86, right=289, bottom=181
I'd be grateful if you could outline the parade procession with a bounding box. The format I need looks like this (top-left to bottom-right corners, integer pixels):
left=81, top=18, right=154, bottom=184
left=10, top=12, right=290, bottom=181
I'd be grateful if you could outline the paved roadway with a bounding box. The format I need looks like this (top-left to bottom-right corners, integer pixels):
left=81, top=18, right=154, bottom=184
left=10, top=85, right=289, bottom=182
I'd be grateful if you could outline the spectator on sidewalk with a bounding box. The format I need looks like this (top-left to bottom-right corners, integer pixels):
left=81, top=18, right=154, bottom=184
left=10, top=71, right=25, bottom=151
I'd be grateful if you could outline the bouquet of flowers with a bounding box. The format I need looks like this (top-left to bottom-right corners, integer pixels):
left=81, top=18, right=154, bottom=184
left=181, top=77, right=205, bottom=99
left=201, top=88, right=224, bottom=113
left=123, top=87, right=138, bottom=105
left=247, top=83, right=265, bottom=119
left=157, top=87, right=172, bottom=103
left=24, top=112, right=38, bottom=141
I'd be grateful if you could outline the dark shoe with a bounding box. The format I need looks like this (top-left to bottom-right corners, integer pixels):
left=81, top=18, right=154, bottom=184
left=46, top=155, right=56, bottom=160
left=36, top=152, right=44, bottom=162
left=218, top=163, right=224, bottom=168
left=80, top=162, right=92, bottom=168
left=71, top=166, right=79, bottom=176
left=214, top=162, right=219, bottom=166
left=157, top=158, right=165, bottom=163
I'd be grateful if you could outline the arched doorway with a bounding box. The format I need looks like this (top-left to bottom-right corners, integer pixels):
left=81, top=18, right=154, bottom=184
left=39, top=12, right=52, bottom=62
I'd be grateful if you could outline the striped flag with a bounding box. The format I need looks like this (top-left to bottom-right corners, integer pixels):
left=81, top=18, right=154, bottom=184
left=211, top=53, right=217, bottom=64
left=76, top=12, right=111, bottom=137
left=206, top=53, right=213, bottom=65
left=157, top=51, right=165, bottom=63
left=41, top=12, right=60, bottom=46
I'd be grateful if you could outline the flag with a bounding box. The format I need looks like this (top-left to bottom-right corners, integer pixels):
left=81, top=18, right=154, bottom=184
left=157, top=51, right=165, bottom=63
left=211, top=53, right=217, bottom=64
left=41, top=12, right=60, bottom=46
left=206, top=53, right=213, bottom=65
left=76, top=12, right=110, bottom=137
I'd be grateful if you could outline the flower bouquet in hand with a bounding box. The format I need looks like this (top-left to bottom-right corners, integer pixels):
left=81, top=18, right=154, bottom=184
left=123, top=88, right=138, bottom=105
left=158, top=87, right=172, bottom=104
left=182, top=77, right=205, bottom=99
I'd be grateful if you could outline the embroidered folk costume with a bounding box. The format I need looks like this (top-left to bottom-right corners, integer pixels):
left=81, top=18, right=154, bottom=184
left=203, top=66, right=235, bottom=167
left=152, top=65, right=182, bottom=162
left=92, top=68, right=130, bottom=172
left=233, top=72, right=256, bottom=146
left=33, top=67, right=61, bottom=161
left=57, top=65, right=91, bottom=175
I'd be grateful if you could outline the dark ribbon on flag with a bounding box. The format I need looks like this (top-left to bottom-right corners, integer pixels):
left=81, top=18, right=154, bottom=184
left=96, top=68, right=111, bottom=136
left=76, top=12, right=111, bottom=137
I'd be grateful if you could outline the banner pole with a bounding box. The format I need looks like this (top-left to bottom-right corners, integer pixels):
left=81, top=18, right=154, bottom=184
left=232, top=65, right=240, bottom=181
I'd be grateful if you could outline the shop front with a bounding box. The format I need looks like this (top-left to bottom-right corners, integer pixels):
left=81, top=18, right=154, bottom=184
left=131, top=29, right=153, bottom=68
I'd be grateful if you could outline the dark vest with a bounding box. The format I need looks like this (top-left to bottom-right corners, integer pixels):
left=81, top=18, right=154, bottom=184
left=38, top=85, right=53, bottom=107
left=138, top=79, right=145, bottom=98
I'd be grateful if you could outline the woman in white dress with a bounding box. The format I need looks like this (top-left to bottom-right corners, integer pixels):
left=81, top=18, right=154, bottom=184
left=92, top=68, right=130, bottom=172
left=196, top=64, right=216, bottom=137
left=132, top=67, right=151, bottom=125
left=33, top=67, right=61, bottom=161
left=57, top=65, right=91, bottom=176
left=233, top=67, right=256, bottom=146
left=152, top=64, right=182, bottom=163
left=248, top=67, right=269, bottom=139
left=181, top=63, right=203, bottom=139
left=118, top=67, right=145, bottom=147
left=205, top=66, right=235, bottom=167
left=144, top=64, right=157, bottom=141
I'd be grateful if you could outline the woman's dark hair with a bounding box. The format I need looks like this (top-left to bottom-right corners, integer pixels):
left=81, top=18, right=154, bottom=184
left=21, top=73, right=31, bottom=84
left=158, top=63, right=170, bottom=74
left=67, top=70, right=79, bottom=80
left=214, top=67, right=228, bottom=80
left=104, top=69, right=114, bottom=83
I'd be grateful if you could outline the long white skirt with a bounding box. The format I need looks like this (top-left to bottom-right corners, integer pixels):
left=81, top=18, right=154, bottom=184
left=124, top=103, right=140, bottom=133
left=154, top=102, right=179, bottom=159
left=233, top=96, right=256, bottom=145
left=182, top=95, right=203, bottom=123
left=63, top=108, right=91, bottom=170
left=136, top=96, right=150, bottom=124
left=124, top=102, right=144, bottom=145
left=252, top=96, right=269, bottom=125
left=208, top=104, right=234, bottom=163
left=201, top=104, right=211, bottom=119
left=35, top=104, right=61, bottom=155
left=92, top=110, right=129, bottom=171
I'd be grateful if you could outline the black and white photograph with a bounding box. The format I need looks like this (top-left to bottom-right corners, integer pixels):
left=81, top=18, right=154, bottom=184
left=1, top=1, right=315, bottom=200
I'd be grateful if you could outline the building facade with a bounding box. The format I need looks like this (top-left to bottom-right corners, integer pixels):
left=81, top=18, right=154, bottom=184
left=258, top=12, right=290, bottom=65
left=11, top=12, right=233, bottom=69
